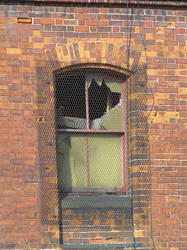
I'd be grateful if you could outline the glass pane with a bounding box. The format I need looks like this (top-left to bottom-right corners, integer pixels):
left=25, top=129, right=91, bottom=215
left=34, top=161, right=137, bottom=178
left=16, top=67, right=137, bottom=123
left=57, top=134, right=87, bottom=188
left=88, top=78, right=123, bottom=131
left=88, top=135, right=122, bottom=188
left=55, top=74, right=86, bottom=130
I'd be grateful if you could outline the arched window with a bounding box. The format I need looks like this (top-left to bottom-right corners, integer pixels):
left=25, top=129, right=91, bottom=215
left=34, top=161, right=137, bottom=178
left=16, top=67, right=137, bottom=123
left=55, top=64, right=130, bottom=194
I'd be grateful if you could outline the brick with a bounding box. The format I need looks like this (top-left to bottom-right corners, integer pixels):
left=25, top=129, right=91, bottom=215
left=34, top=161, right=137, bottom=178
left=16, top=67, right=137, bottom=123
left=146, top=21, right=153, bottom=27
left=75, top=26, right=89, bottom=32
left=17, top=18, right=32, bottom=24
left=33, top=30, right=41, bottom=36
left=75, top=14, right=88, bottom=19
left=6, top=48, right=22, bottom=54
left=34, top=18, right=54, bottom=25
left=86, top=20, right=100, bottom=26
left=178, top=88, right=187, bottom=94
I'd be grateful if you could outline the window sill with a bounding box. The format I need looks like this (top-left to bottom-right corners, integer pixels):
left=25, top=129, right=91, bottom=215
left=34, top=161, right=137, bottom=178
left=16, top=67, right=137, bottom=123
left=60, top=243, right=141, bottom=249
left=61, top=195, right=131, bottom=209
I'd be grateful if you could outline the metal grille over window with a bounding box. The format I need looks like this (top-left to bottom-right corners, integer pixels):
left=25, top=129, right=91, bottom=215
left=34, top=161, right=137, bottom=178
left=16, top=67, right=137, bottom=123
left=36, top=60, right=153, bottom=248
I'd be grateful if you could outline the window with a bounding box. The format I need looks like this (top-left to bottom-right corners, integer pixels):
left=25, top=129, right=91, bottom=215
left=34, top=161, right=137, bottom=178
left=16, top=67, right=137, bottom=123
left=55, top=65, right=128, bottom=194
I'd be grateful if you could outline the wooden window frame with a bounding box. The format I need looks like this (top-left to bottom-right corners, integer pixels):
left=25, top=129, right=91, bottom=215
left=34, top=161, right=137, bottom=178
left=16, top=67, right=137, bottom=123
left=55, top=66, right=129, bottom=194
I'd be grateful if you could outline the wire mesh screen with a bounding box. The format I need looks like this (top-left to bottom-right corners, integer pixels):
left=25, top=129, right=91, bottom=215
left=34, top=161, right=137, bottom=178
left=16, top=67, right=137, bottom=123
left=36, top=57, right=61, bottom=224
left=36, top=58, right=153, bottom=247
left=128, top=68, right=153, bottom=248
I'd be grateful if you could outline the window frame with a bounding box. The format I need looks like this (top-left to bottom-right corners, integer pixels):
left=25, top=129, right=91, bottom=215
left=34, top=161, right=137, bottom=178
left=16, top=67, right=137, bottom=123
left=55, top=65, right=130, bottom=195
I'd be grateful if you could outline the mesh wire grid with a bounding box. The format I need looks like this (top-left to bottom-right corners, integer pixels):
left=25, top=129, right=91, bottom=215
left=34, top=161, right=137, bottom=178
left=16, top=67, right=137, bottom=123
left=36, top=58, right=153, bottom=247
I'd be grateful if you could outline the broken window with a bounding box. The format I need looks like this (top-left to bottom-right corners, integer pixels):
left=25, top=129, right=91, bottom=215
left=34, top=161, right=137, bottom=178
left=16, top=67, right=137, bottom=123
left=55, top=68, right=128, bottom=193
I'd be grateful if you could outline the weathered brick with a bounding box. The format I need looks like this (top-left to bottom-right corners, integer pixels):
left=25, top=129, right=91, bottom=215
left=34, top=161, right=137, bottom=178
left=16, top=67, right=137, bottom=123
left=0, top=1, right=187, bottom=250
left=6, top=48, right=22, bottom=54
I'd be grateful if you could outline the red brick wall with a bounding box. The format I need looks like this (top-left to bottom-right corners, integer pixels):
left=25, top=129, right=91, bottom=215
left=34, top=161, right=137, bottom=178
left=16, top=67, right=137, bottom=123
left=0, top=1, right=187, bottom=249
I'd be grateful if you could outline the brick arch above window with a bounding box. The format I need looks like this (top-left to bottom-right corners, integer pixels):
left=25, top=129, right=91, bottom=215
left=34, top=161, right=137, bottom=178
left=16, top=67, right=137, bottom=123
left=54, top=62, right=132, bottom=77
left=51, top=40, right=143, bottom=70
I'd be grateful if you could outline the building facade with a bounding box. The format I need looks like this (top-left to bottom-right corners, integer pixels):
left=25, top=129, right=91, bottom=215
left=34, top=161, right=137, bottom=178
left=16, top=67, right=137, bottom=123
left=0, top=0, right=187, bottom=249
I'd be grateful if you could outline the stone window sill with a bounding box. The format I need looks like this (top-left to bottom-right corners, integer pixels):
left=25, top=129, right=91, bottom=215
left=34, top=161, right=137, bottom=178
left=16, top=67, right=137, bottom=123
left=61, top=195, right=131, bottom=209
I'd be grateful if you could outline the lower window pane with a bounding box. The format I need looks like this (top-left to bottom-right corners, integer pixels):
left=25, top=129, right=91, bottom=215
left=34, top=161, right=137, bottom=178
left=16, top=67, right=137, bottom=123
left=88, top=135, right=122, bottom=188
left=57, top=133, right=123, bottom=191
left=57, top=134, right=87, bottom=188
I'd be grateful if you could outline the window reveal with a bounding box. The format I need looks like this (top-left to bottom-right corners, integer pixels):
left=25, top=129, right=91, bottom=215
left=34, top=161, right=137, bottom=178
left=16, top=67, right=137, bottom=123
left=56, top=71, right=127, bottom=193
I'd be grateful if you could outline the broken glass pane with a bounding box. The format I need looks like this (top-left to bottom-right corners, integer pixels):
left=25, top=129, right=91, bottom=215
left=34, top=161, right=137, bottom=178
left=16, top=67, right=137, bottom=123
left=88, top=77, right=123, bottom=131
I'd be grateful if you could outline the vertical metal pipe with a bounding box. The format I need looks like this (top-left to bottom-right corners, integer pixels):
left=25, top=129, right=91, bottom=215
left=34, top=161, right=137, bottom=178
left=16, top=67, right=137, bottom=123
left=121, top=82, right=128, bottom=193
left=85, top=77, right=90, bottom=130
left=85, top=77, right=90, bottom=187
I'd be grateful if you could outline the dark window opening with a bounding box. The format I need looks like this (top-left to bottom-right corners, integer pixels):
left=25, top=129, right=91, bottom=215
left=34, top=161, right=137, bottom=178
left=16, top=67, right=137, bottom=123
left=56, top=74, right=86, bottom=120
